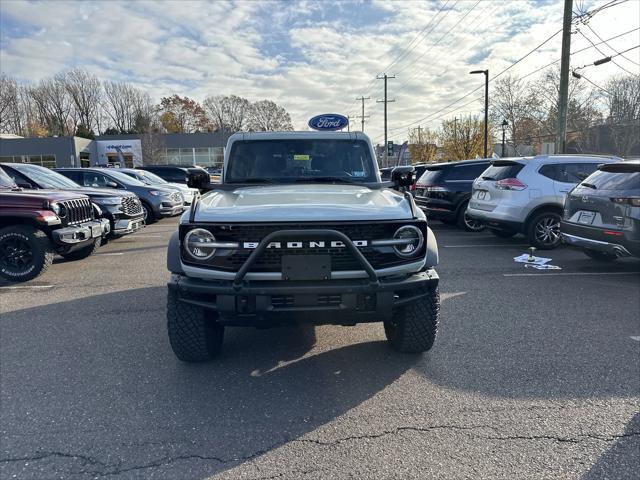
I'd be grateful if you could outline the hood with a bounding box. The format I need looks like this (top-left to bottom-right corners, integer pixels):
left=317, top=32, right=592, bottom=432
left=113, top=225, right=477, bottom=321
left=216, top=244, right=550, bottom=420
left=193, top=184, right=416, bottom=222
left=0, top=189, right=89, bottom=207
left=58, top=187, right=135, bottom=199
left=168, top=183, right=194, bottom=193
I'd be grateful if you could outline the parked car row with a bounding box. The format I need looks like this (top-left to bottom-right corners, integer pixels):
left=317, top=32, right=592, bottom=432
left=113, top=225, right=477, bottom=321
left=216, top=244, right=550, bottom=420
left=0, top=164, right=188, bottom=282
left=413, top=154, right=639, bottom=261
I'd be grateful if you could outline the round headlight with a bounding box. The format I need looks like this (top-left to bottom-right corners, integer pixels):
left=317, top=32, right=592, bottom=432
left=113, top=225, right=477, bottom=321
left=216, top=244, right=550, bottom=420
left=184, top=228, right=216, bottom=260
left=392, top=225, right=424, bottom=258
left=51, top=202, right=66, bottom=217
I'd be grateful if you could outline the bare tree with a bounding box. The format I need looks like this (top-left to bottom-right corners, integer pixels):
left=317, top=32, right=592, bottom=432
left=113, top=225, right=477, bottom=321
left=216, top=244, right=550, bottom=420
left=102, top=81, right=153, bottom=133
left=0, top=75, right=21, bottom=134
left=29, top=73, right=77, bottom=136
left=64, top=69, right=101, bottom=136
left=490, top=75, right=540, bottom=147
left=604, top=75, right=640, bottom=157
left=202, top=94, right=251, bottom=133
left=247, top=100, right=293, bottom=131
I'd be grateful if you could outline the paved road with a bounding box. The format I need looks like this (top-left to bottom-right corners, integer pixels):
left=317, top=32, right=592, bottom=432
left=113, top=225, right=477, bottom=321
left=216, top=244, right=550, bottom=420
left=1, top=219, right=639, bottom=479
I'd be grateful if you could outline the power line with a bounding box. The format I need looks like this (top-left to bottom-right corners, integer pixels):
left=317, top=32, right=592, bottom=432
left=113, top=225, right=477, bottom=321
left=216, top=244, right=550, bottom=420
left=577, top=29, right=639, bottom=77
left=584, top=22, right=639, bottom=66
left=388, top=27, right=563, bottom=134
left=571, top=70, right=612, bottom=94
left=381, top=0, right=455, bottom=74
left=395, top=0, right=498, bottom=93
left=395, top=0, right=482, bottom=76
left=518, top=27, right=640, bottom=80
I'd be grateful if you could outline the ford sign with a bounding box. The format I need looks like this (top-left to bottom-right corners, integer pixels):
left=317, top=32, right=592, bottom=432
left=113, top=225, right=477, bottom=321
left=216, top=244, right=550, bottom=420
left=308, top=114, right=349, bottom=131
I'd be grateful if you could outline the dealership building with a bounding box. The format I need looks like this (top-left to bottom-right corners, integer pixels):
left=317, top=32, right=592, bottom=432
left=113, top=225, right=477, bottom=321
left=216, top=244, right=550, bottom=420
left=0, top=132, right=231, bottom=169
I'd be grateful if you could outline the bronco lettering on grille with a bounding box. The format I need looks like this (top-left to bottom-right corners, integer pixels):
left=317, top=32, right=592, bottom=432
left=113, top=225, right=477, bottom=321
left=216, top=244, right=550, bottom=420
left=241, top=240, right=368, bottom=249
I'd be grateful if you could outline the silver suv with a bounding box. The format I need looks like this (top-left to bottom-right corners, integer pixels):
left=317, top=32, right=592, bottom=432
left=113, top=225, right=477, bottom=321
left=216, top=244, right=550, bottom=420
left=466, top=155, right=620, bottom=249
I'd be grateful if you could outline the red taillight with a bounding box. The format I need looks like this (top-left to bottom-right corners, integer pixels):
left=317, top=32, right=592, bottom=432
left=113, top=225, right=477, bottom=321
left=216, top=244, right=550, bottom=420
left=495, top=178, right=527, bottom=191
left=603, top=230, right=624, bottom=236
left=410, top=183, right=416, bottom=191
left=611, top=197, right=640, bottom=206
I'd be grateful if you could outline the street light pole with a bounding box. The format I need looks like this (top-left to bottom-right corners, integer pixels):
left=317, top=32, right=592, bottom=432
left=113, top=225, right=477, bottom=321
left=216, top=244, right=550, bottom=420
left=501, top=119, right=508, bottom=157
left=470, top=69, right=489, bottom=158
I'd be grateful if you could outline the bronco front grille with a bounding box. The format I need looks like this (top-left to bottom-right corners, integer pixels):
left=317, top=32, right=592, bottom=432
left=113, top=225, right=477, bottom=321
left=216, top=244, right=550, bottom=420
left=182, top=222, right=425, bottom=272
left=121, top=196, right=142, bottom=216
left=59, top=198, right=93, bottom=225
left=169, top=192, right=182, bottom=203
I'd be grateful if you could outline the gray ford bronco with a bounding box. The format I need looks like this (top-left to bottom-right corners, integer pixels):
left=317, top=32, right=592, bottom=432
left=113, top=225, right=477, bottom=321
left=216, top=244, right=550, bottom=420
left=166, top=131, right=440, bottom=362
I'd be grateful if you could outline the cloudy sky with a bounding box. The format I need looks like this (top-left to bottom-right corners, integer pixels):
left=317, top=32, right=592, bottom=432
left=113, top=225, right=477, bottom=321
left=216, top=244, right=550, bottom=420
left=1, top=0, right=639, bottom=143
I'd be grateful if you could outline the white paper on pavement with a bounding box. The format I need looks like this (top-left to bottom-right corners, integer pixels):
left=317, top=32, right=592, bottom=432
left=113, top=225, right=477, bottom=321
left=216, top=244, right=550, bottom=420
left=524, top=263, right=562, bottom=270
left=513, top=254, right=552, bottom=265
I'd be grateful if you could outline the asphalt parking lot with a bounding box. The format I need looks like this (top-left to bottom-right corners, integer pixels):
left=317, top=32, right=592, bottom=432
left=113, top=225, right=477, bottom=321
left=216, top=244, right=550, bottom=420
left=1, top=218, right=639, bottom=480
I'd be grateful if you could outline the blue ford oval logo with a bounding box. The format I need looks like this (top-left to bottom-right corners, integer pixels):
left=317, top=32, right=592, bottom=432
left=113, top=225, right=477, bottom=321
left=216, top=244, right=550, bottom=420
left=308, top=114, right=349, bottom=131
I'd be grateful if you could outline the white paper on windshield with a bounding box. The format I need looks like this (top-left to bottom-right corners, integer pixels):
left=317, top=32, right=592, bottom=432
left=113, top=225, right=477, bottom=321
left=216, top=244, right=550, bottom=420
left=513, top=254, right=552, bottom=265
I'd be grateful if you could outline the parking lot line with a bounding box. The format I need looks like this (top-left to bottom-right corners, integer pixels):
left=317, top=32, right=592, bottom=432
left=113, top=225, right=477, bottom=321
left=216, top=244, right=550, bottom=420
left=0, top=284, right=54, bottom=290
left=503, top=271, right=640, bottom=277
left=444, top=244, right=529, bottom=248
left=630, top=336, right=640, bottom=342
left=95, top=252, right=126, bottom=256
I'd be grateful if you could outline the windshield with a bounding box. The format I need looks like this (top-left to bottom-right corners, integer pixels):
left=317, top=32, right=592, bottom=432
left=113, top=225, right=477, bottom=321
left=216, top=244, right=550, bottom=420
left=12, top=163, right=81, bottom=189
left=226, top=139, right=377, bottom=183
left=581, top=169, right=640, bottom=190
left=0, top=167, right=18, bottom=189
left=124, top=170, right=167, bottom=185
left=102, top=169, right=146, bottom=186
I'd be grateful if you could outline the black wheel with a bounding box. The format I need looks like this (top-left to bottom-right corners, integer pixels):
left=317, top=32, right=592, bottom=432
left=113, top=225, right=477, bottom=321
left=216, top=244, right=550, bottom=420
left=167, top=289, right=224, bottom=362
left=384, top=286, right=439, bottom=353
left=489, top=229, right=517, bottom=238
left=141, top=202, right=157, bottom=224
left=526, top=211, right=562, bottom=250
left=583, top=248, right=617, bottom=262
left=60, top=238, right=101, bottom=261
left=0, top=225, right=54, bottom=282
left=457, top=202, right=485, bottom=232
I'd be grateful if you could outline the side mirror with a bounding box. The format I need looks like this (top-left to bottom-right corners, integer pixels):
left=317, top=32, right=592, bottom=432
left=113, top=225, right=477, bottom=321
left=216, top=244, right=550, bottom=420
left=391, top=166, right=416, bottom=190
left=187, top=171, right=209, bottom=190
left=105, top=181, right=118, bottom=188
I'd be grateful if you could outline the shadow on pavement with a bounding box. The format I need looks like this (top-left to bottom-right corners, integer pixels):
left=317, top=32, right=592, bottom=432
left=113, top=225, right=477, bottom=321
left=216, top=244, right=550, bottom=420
left=413, top=280, right=640, bottom=400
left=582, top=412, right=640, bottom=479
left=1, top=286, right=418, bottom=478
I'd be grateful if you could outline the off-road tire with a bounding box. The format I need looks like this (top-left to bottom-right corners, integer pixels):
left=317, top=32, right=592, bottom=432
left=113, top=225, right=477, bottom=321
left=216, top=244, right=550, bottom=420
left=0, top=225, right=54, bottom=282
left=167, top=289, right=224, bottom=362
left=141, top=202, right=157, bottom=224
left=489, top=228, right=517, bottom=238
left=457, top=201, right=485, bottom=232
left=385, top=286, right=439, bottom=353
left=583, top=248, right=617, bottom=262
left=60, top=238, right=101, bottom=261
left=526, top=211, right=562, bottom=250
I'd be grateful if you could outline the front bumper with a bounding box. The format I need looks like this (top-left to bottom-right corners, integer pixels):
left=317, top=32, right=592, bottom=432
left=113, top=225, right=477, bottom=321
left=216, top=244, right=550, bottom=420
left=159, top=203, right=184, bottom=217
left=112, top=216, right=145, bottom=236
left=169, top=269, right=439, bottom=326
left=52, top=218, right=110, bottom=246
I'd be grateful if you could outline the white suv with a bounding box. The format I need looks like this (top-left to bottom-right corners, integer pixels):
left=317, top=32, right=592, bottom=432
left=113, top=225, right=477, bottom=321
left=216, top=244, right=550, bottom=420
left=466, top=155, right=620, bottom=249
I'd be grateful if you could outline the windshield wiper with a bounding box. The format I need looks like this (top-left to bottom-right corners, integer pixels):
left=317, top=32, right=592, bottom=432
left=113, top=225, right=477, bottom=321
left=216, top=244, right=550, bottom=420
left=580, top=182, right=597, bottom=189
left=295, top=177, right=359, bottom=184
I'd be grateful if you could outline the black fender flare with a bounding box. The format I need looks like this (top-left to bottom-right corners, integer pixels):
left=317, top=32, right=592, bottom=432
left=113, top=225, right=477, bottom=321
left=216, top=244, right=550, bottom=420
left=167, top=231, right=184, bottom=274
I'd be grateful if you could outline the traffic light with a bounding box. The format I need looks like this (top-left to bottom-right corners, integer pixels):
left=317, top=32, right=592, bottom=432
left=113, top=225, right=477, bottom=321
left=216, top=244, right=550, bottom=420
left=387, top=141, right=394, bottom=157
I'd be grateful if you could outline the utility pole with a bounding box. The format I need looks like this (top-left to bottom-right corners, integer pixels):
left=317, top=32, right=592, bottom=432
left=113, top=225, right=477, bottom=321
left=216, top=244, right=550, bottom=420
left=355, top=96, right=370, bottom=132
left=556, top=0, right=574, bottom=154
left=347, top=116, right=352, bottom=132
left=377, top=74, right=395, bottom=167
